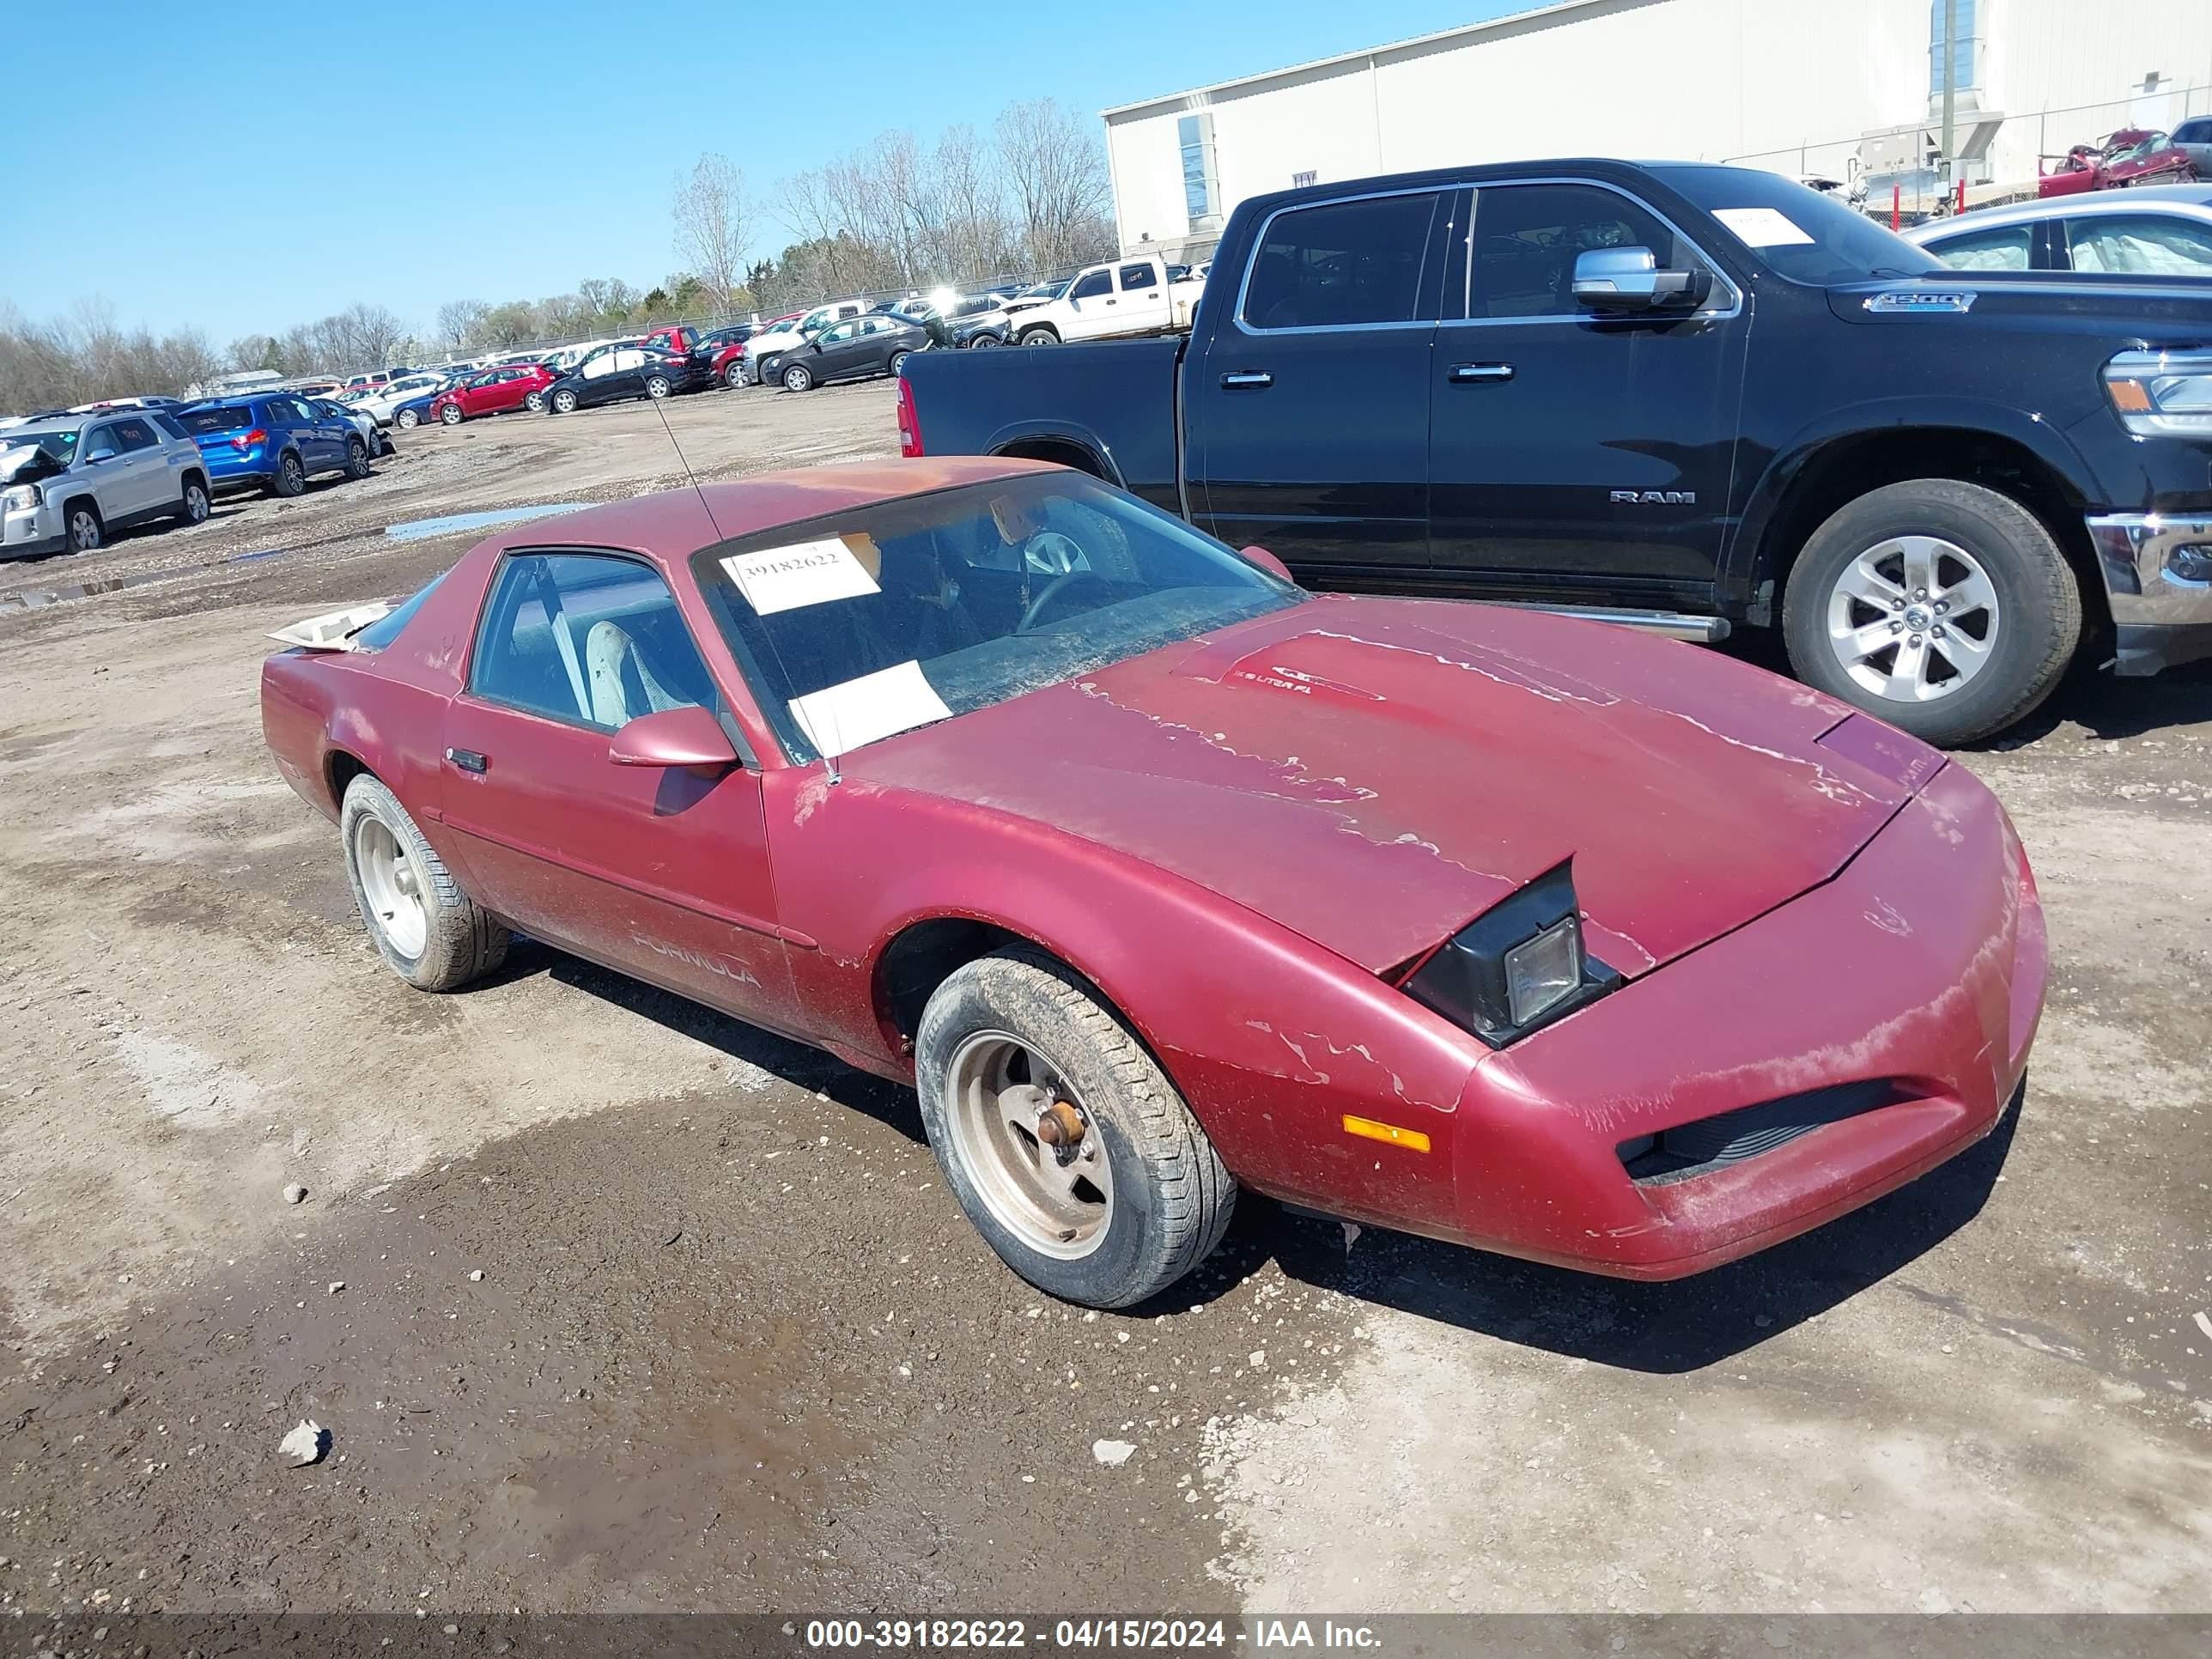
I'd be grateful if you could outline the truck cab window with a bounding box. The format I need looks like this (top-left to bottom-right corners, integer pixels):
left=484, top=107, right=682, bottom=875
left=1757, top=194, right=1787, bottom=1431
left=1071, top=270, right=1112, bottom=300
left=1468, top=184, right=1687, bottom=319
left=1240, top=191, right=1441, bottom=331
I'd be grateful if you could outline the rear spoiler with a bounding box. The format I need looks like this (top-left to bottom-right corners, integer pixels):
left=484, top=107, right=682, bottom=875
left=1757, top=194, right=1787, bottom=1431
left=268, top=602, right=392, bottom=652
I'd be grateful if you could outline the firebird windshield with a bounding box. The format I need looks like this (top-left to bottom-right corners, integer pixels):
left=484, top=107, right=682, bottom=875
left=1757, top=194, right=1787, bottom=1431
left=692, top=472, right=1301, bottom=763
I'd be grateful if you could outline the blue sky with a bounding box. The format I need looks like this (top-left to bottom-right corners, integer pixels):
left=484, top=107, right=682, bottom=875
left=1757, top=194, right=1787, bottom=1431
left=3, top=0, right=1524, bottom=345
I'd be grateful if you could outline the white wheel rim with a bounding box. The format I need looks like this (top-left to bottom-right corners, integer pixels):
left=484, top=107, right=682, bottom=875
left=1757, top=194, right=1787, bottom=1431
left=785, top=369, right=805, bottom=389
left=186, top=488, right=208, bottom=521
left=1825, top=535, right=2001, bottom=704
left=944, top=1030, right=1113, bottom=1261
left=647, top=379, right=669, bottom=398
left=70, top=512, right=98, bottom=549
left=354, top=816, right=428, bottom=960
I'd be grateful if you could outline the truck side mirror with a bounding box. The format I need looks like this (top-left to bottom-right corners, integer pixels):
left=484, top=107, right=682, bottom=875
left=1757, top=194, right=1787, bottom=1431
left=1571, top=247, right=1711, bottom=313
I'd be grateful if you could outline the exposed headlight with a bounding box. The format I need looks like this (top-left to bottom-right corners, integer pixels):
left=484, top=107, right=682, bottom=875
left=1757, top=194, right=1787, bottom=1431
left=1402, top=861, right=1620, bottom=1047
left=2, top=483, right=40, bottom=512
left=2104, top=349, right=2212, bottom=437
left=1504, top=915, right=1583, bottom=1027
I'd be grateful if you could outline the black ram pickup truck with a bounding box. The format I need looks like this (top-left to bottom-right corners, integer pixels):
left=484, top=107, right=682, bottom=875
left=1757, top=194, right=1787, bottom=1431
left=900, top=159, right=2212, bottom=742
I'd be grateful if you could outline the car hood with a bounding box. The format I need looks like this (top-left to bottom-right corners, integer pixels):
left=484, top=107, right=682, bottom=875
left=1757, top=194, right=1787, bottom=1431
left=846, top=596, right=1944, bottom=979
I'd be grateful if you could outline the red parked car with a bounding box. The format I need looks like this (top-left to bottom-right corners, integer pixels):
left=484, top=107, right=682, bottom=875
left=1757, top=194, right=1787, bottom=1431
left=428, top=364, right=559, bottom=425
left=2039, top=127, right=2201, bottom=197
left=259, top=459, right=2045, bottom=1309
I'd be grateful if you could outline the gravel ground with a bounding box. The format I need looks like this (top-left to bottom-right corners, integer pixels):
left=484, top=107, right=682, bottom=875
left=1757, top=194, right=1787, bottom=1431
left=1, top=384, right=2208, bottom=1620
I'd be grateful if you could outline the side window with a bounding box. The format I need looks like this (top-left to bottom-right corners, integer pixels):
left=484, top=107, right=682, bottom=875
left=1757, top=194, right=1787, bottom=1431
left=150, top=413, right=189, bottom=442
left=2066, top=214, right=2212, bottom=276
left=112, top=417, right=158, bottom=452
left=1070, top=269, right=1112, bottom=300
left=581, top=353, right=615, bottom=379
left=823, top=322, right=858, bottom=344
left=1241, top=191, right=1442, bottom=330
left=1925, top=223, right=2033, bottom=270
left=1118, top=262, right=1158, bottom=292
left=1468, top=183, right=1695, bottom=320
left=469, top=552, right=719, bottom=732
left=82, top=424, right=118, bottom=459
left=613, top=349, right=645, bottom=371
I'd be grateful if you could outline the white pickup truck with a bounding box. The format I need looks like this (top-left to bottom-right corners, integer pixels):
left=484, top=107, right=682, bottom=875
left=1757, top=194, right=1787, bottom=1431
left=1006, top=255, right=1206, bottom=346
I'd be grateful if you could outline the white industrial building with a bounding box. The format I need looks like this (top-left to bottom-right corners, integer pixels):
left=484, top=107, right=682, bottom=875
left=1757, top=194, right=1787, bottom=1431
left=1103, top=0, right=2212, bottom=257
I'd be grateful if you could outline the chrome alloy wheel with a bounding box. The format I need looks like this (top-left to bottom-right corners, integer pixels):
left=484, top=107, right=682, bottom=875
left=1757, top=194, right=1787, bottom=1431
left=353, top=815, right=428, bottom=960
left=1825, top=534, right=2000, bottom=703
left=943, top=1030, right=1113, bottom=1260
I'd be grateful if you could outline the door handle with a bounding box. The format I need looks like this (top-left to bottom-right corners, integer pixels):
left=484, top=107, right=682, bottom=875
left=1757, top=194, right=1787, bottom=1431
left=445, top=747, right=489, bottom=775
left=1449, top=362, right=1516, bottom=384
left=1220, top=371, right=1273, bottom=389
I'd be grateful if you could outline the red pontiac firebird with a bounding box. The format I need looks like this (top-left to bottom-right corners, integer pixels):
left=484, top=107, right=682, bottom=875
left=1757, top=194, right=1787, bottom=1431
left=261, top=459, right=2045, bottom=1309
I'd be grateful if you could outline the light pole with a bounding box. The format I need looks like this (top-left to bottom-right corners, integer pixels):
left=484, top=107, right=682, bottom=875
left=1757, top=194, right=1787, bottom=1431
left=1940, top=0, right=1957, bottom=201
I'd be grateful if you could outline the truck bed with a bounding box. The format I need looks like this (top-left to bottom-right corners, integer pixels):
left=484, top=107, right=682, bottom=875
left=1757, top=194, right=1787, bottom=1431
left=901, top=337, right=1186, bottom=516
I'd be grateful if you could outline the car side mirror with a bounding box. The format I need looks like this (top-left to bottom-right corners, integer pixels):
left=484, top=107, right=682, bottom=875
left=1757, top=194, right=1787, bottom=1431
left=609, top=705, right=738, bottom=771
left=86, top=447, right=118, bottom=465
left=1239, top=544, right=1297, bottom=584
left=1571, top=246, right=1711, bottom=312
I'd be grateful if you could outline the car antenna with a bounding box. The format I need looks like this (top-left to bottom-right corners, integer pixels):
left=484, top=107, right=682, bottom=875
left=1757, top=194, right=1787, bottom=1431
left=648, top=386, right=847, bottom=783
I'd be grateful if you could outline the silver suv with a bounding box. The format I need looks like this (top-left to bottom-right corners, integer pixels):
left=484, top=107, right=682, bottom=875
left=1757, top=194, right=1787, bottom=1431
left=0, top=409, right=213, bottom=557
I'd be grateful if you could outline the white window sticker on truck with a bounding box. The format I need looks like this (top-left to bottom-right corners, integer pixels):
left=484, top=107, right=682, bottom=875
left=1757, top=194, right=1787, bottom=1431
left=789, top=659, right=952, bottom=757
left=721, top=535, right=881, bottom=616
left=1711, top=207, right=1815, bottom=248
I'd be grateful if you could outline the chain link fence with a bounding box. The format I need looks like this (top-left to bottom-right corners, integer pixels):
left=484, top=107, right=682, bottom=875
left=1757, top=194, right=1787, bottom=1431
left=1723, top=82, right=2209, bottom=224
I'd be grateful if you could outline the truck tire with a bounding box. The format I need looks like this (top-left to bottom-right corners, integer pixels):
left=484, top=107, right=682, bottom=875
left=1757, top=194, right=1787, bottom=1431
left=1783, top=478, right=2081, bottom=745
left=915, top=945, right=1235, bottom=1310
left=340, top=775, right=509, bottom=992
left=1018, top=326, right=1060, bottom=346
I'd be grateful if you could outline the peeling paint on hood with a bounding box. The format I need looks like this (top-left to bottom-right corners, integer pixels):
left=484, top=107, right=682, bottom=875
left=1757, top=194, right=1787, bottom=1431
left=846, top=596, right=1934, bottom=979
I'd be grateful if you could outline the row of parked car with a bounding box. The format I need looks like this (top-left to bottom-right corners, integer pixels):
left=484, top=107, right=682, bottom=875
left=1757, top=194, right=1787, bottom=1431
left=0, top=387, right=392, bottom=557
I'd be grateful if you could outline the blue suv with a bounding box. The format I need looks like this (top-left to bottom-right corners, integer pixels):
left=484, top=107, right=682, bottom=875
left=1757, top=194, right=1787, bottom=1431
left=173, top=393, right=373, bottom=496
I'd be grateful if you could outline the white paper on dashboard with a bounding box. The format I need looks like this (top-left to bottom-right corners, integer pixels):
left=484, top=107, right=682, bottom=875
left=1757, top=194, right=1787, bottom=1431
left=721, top=536, right=879, bottom=616
left=789, top=659, right=953, bottom=757
left=1711, top=207, right=1814, bottom=248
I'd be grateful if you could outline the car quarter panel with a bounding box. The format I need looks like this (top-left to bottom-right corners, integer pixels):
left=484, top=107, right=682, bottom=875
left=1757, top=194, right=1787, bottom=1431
left=1456, top=761, right=2042, bottom=1277
left=760, top=768, right=1486, bottom=1235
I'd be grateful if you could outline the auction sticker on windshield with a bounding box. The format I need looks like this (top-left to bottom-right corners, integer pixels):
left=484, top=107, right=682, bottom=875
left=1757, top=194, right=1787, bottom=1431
left=790, top=659, right=952, bottom=757
left=1711, top=206, right=1815, bottom=247
left=722, top=534, right=881, bottom=616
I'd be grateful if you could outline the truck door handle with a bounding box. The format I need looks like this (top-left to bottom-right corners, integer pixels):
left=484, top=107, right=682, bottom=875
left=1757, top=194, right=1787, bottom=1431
left=1449, top=362, right=1516, bottom=384
left=445, top=747, right=489, bottom=775
left=1220, top=371, right=1273, bottom=389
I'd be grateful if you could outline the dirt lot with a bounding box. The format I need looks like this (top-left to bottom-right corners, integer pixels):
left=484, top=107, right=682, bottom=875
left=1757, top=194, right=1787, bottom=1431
left=2, top=383, right=2209, bottom=1622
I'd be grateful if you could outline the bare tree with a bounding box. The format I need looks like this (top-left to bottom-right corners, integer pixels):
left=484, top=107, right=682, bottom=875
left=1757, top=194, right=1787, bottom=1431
left=997, top=97, right=1115, bottom=271
left=672, top=153, right=754, bottom=314
left=436, top=299, right=490, bottom=351
left=337, top=302, right=409, bottom=368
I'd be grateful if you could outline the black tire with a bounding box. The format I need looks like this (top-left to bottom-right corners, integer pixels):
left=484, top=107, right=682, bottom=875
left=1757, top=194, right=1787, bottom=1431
left=1782, top=477, right=2081, bottom=745
left=339, top=775, right=509, bottom=992
left=268, top=451, right=307, bottom=497
left=63, top=498, right=103, bottom=552
left=915, top=945, right=1235, bottom=1309
left=889, top=349, right=912, bottom=377
left=525, top=390, right=546, bottom=413
left=343, top=436, right=371, bottom=480
left=781, top=363, right=813, bottom=392
left=645, top=374, right=672, bottom=399
left=969, top=333, right=1001, bottom=349
left=1018, top=326, right=1059, bottom=347
left=396, top=408, right=421, bottom=429
left=550, top=388, right=577, bottom=415
left=724, top=362, right=746, bottom=389
left=440, top=402, right=464, bottom=426
left=173, top=475, right=211, bottom=526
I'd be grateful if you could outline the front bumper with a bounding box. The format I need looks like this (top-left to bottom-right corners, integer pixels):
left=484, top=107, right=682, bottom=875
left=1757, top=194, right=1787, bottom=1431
left=1441, top=763, right=2044, bottom=1279
left=3, top=499, right=64, bottom=557
left=2087, top=513, right=2212, bottom=675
